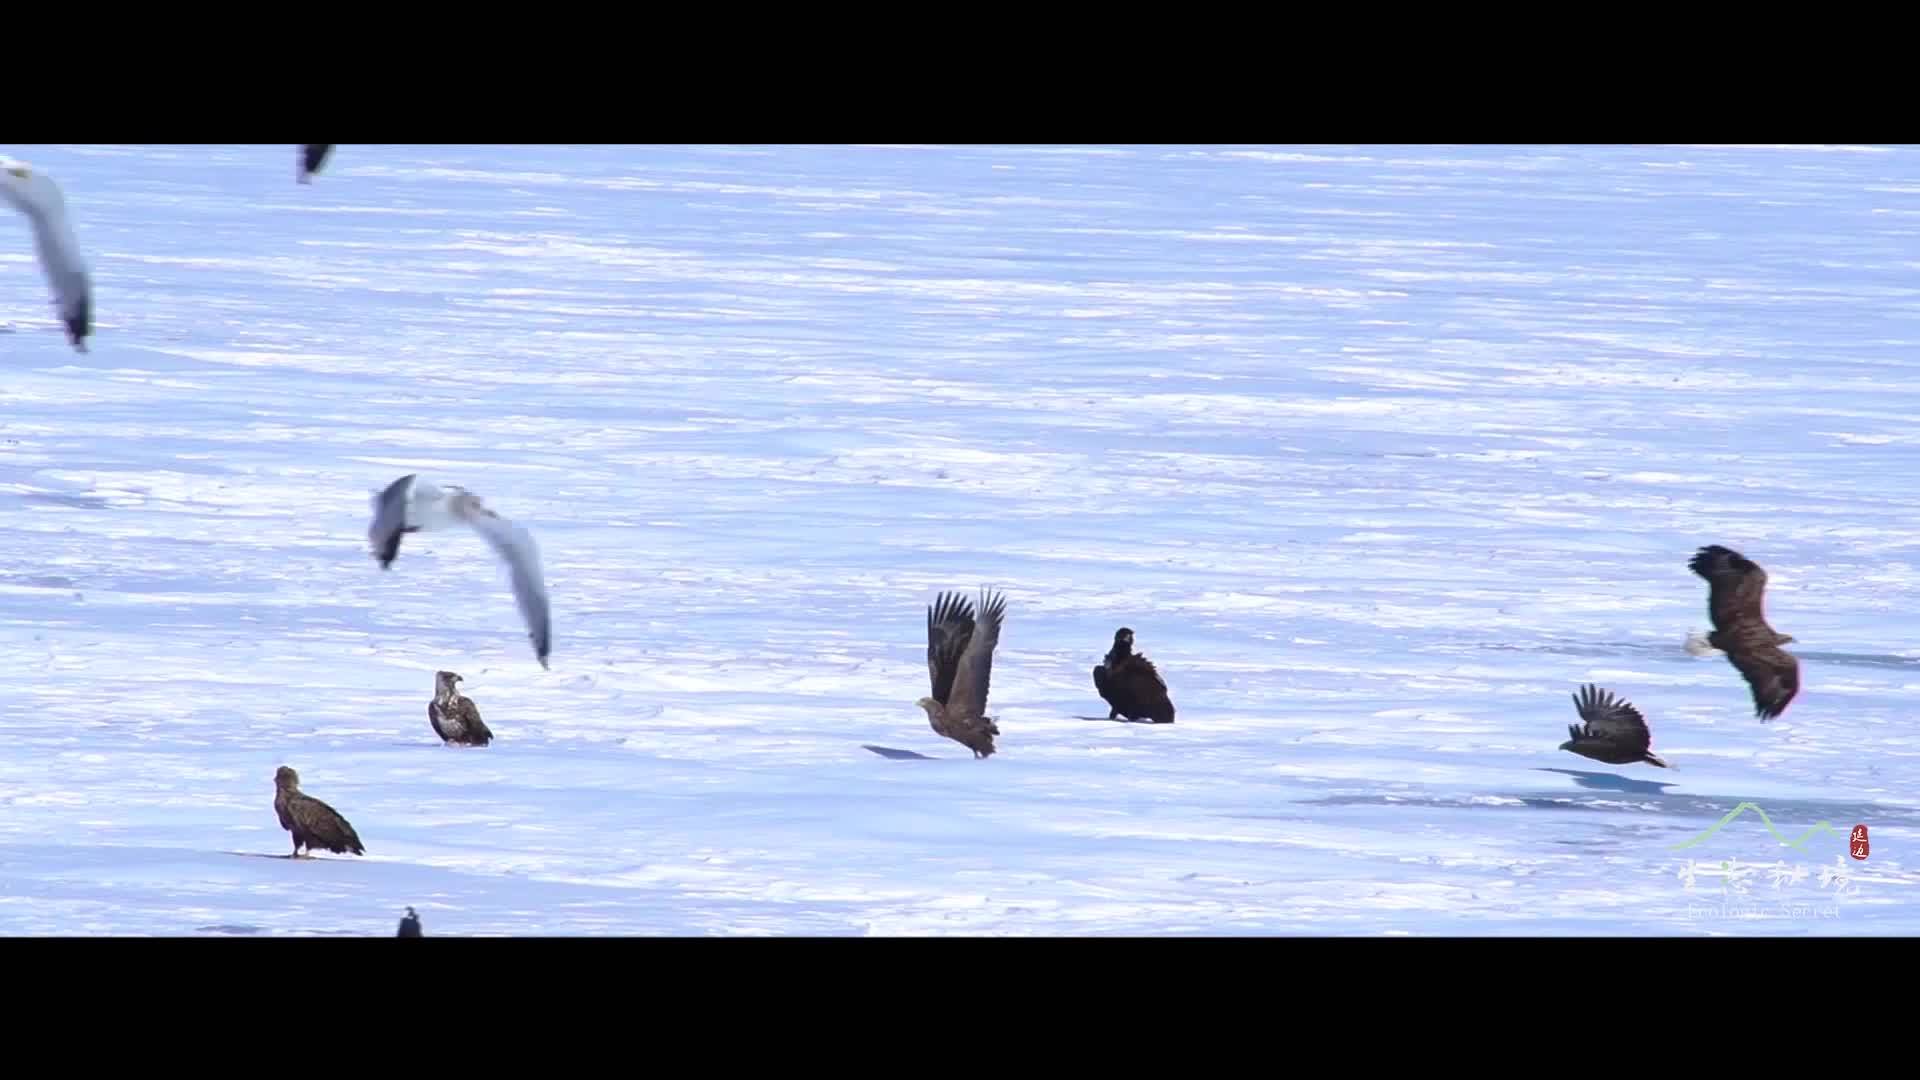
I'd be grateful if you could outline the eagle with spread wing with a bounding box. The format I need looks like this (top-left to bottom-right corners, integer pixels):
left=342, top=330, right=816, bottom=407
left=1688, top=544, right=1800, bottom=721
left=1559, top=684, right=1669, bottom=768
left=917, top=589, right=1006, bottom=758
left=1092, top=627, right=1176, bottom=723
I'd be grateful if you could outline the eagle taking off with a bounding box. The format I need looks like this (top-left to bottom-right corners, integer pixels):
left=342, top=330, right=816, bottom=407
left=272, top=766, right=366, bottom=859
left=1688, top=544, right=1800, bottom=721
left=1559, top=684, right=1669, bottom=768
left=917, top=589, right=1007, bottom=758
left=429, top=670, right=493, bottom=747
left=1092, top=627, right=1176, bottom=723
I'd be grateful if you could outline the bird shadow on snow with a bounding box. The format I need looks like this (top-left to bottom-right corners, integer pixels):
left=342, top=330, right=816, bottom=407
left=1533, top=767, right=1678, bottom=796
left=195, top=924, right=361, bottom=936
left=1070, top=714, right=1165, bottom=724
left=1792, top=650, right=1920, bottom=670
left=1458, top=639, right=1920, bottom=670
left=861, top=745, right=937, bottom=761
left=1300, top=784, right=1920, bottom=829
left=14, top=491, right=113, bottom=511
left=1453, top=640, right=1685, bottom=660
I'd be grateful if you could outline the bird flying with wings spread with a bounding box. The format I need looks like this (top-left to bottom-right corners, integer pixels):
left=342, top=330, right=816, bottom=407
left=1688, top=544, right=1800, bottom=721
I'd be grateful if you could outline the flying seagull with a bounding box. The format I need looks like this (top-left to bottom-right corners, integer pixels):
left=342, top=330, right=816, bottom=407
left=1, top=155, right=91, bottom=352
left=272, top=766, right=366, bottom=859
left=299, top=144, right=334, bottom=184
left=397, top=907, right=422, bottom=937
left=916, top=588, right=1006, bottom=758
left=1092, top=626, right=1176, bottom=723
left=428, top=669, right=493, bottom=746
left=369, top=474, right=552, bottom=669
left=1560, top=683, right=1669, bottom=768
left=1688, top=544, right=1800, bottom=720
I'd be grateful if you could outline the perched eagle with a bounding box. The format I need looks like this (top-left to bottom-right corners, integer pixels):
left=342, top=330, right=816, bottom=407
left=272, top=766, right=366, bottom=858
left=1092, top=627, right=1176, bottom=723
left=429, top=670, right=493, bottom=747
left=1, top=155, right=91, bottom=352
left=916, top=589, right=1006, bottom=758
left=1560, top=683, right=1669, bottom=768
left=397, top=907, right=422, bottom=937
left=299, top=144, right=334, bottom=184
left=1688, top=544, right=1800, bottom=720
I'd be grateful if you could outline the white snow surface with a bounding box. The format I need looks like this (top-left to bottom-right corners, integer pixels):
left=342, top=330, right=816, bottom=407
left=4, top=143, right=1919, bottom=936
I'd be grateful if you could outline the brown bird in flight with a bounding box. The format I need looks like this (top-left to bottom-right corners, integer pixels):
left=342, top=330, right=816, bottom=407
left=1688, top=544, right=1800, bottom=720
left=272, top=766, right=366, bottom=859
left=917, top=589, right=1007, bottom=758
left=1559, top=684, right=1670, bottom=768
left=429, top=670, right=494, bottom=747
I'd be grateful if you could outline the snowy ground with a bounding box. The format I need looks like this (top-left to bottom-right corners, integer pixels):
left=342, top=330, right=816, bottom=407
left=3, top=143, right=1918, bottom=936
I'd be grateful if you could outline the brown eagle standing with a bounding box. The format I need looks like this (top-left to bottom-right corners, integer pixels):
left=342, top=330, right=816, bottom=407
left=272, top=766, right=366, bottom=858
left=429, top=670, right=493, bottom=747
left=916, top=589, right=1007, bottom=758
left=1688, top=544, right=1801, bottom=720
left=1092, top=627, right=1176, bottom=723
left=1559, top=684, right=1670, bottom=768
left=398, top=907, right=423, bottom=937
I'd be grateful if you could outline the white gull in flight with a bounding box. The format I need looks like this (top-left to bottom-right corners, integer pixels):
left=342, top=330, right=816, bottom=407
left=1, top=154, right=91, bottom=352
left=369, top=474, right=552, bottom=669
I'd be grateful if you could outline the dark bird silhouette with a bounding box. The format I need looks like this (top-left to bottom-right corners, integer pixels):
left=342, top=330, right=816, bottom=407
left=272, top=766, right=366, bottom=858
left=916, top=589, right=1006, bottom=757
left=429, top=670, right=493, bottom=746
left=1559, top=684, right=1669, bottom=768
left=925, top=590, right=975, bottom=707
left=1091, top=627, right=1176, bottom=723
left=397, top=907, right=422, bottom=937
left=299, top=145, right=334, bottom=184
left=1688, top=544, right=1801, bottom=720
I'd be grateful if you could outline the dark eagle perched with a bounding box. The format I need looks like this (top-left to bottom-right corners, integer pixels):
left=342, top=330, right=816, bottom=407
left=429, top=670, right=493, bottom=747
left=1560, top=684, right=1669, bottom=768
left=1092, top=627, right=1176, bottom=723
left=917, top=589, right=1007, bottom=758
left=1688, top=544, right=1800, bottom=720
left=299, top=144, right=334, bottom=184
left=398, top=907, right=422, bottom=937
left=272, top=766, right=366, bottom=858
